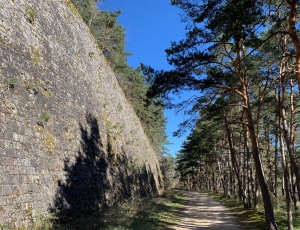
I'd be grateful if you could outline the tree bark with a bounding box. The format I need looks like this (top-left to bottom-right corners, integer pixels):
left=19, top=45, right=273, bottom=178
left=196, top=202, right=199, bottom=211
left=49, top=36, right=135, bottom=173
left=279, top=35, right=300, bottom=205
left=238, top=42, right=278, bottom=229
left=274, top=90, right=279, bottom=199
left=265, top=124, right=272, bottom=191
left=286, top=0, right=300, bottom=89
left=280, top=131, right=293, bottom=230
left=244, top=126, right=253, bottom=208
left=289, top=79, right=299, bottom=210
left=242, top=97, right=277, bottom=229
left=224, top=114, right=246, bottom=203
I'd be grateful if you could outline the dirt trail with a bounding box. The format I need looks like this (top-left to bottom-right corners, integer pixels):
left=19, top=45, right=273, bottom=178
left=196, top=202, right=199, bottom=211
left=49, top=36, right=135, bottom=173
left=172, top=191, right=243, bottom=230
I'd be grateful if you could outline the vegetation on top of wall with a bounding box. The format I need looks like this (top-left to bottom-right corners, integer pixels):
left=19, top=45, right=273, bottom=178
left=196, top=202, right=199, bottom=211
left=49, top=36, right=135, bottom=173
left=68, top=0, right=168, bottom=157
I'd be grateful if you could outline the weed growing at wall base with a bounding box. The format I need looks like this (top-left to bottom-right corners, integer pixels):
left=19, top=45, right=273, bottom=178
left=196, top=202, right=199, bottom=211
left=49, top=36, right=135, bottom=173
left=24, top=81, right=40, bottom=94
left=8, top=77, right=18, bottom=88
left=41, top=89, right=53, bottom=99
left=41, top=112, right=51, bottom=122
left=89, top=52, right=95, bottom=58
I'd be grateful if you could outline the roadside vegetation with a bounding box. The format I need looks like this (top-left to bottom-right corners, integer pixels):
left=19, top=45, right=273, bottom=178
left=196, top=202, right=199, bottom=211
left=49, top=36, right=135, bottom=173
left=26, top=189, right=186, bottom=230
left=209, top=192, right=300, bottom=230
left=141, top=0, right=300, bottom=229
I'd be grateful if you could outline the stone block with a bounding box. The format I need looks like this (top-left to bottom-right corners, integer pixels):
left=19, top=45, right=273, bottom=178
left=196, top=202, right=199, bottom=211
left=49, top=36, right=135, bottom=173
left=4, top=149, right=16, bottom=157
left=30, top=159, right=38, bottom=168
left=2, top=185, right=11, bottom=196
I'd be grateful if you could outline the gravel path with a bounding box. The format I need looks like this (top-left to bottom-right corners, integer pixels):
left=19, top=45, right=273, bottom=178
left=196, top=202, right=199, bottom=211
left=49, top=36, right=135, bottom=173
left=172, top=191, right=243, bottom=230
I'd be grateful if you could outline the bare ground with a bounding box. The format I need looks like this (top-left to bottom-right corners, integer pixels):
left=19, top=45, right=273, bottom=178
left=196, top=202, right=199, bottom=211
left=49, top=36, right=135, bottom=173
left=172, top=191, right=243, bottom=230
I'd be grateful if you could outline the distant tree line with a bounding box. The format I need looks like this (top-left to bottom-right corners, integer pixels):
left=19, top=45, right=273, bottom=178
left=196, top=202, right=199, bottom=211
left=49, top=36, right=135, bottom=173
left=143, top=0, right=300, bottom=229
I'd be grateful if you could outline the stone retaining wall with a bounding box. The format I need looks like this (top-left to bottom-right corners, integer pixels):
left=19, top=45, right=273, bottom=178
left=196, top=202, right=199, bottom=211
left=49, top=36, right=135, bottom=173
left=0, top=0, right=163, bottom=227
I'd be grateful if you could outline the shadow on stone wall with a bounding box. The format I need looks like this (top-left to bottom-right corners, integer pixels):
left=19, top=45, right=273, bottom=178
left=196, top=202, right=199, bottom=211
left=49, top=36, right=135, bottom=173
left=52, top=113, right=158, bottom=222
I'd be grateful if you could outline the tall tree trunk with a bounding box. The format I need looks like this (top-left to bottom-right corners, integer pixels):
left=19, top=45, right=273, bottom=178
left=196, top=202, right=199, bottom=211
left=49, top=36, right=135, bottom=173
left=243, top=99, right=277, bottom=229
left=291, top=168, right=298, bottom=211
left=289, top=79, right=299, bottom=210
left=280, top=131, right=293, bottom=230
left=279, top=35, right=300, bottom=205
left=243, top=131, right=247, bottom=207
left=224, top=114, right=246, bottom=204
left=221, top=148, right=230, bottom=197
left=228, top=149, right=233, bottom=199
left=238, top=42, right=277, bottom=229
left=265, top=124, right=272, bottom=191
left=274, top=90, right=279, bottom=199
left=250, top=164, right=255, bottom=207
left=244, top=126, right=253, bottom=208
left=278, top=35, right=294, bottom=229
left=286, top=0, right=300, bottom=89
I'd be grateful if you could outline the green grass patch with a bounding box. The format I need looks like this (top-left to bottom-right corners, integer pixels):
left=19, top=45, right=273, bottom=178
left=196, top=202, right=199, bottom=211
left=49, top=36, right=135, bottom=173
left=275, top=206, right=300, bottom=230
left=41, top=111, right=51, bottom=122
left=208, top=192, right=300, bottom=230
left=26, top=189, right=186, bottom=230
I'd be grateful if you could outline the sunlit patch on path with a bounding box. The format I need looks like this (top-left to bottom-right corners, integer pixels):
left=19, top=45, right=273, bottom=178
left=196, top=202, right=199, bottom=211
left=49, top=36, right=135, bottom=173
left=172, top=191, right=242, bottom=230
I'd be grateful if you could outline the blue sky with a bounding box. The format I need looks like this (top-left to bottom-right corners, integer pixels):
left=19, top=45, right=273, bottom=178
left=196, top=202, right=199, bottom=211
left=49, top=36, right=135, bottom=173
left=100, top=0, right=198, bottom=157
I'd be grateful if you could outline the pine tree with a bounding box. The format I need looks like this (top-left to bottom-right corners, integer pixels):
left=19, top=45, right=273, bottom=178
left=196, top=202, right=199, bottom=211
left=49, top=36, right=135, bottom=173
left=147, top=1, right=279, bottom=228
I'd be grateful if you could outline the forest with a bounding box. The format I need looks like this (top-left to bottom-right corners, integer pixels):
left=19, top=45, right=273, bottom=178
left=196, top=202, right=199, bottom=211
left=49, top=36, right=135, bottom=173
left=142, top=0, right=300, bottom=229
left=72, top=0, right=300, bottom=230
